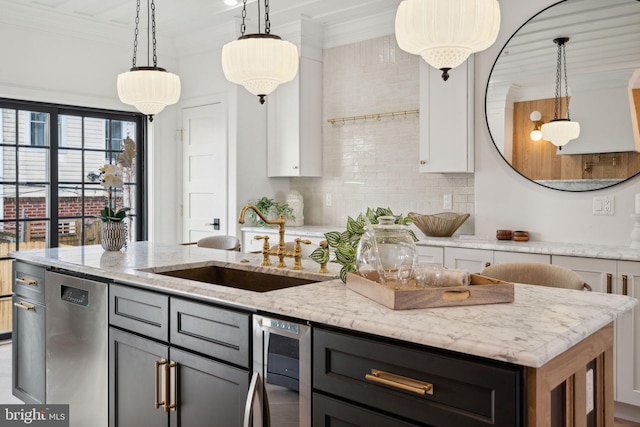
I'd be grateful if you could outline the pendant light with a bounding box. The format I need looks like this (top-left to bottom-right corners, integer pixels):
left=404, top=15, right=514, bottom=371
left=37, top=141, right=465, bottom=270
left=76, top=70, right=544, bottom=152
left=117, top=0, right=181, bottom=121
left=395, top=0, right=501, bottom=81
left=541, top=37, right=580, bottom=148
left=222, top=0, right=299, bottom=104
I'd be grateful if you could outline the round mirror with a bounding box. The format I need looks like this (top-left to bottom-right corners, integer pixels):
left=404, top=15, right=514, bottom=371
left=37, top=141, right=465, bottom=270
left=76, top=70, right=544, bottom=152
left=485, top=0, right=640, bottom=191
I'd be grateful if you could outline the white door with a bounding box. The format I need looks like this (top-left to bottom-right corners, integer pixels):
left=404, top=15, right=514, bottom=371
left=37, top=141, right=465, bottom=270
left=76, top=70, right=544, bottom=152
left=615, top=261, right=640, bottom=406
left=182, top=102, right=228, bottom=243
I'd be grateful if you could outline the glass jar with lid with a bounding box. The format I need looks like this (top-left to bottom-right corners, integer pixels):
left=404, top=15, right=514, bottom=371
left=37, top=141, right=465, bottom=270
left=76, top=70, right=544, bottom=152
left=356, top=216, right=418, bottom=287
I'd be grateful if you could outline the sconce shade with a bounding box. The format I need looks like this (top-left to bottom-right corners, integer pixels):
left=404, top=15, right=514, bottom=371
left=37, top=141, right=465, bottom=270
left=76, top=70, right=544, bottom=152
left=530, top=129, right=543, bottom=141
left=541, top=119, right=581, bottom=147
left=117, top=66, right=181, bottom=117
left=395, top=0, right=500, bottom=81
left=222, top=34, right=299, bottom=103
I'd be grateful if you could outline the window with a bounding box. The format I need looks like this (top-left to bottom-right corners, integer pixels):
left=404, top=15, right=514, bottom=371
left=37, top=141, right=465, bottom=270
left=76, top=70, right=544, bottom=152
left=0, top=98, right=147, bottom=336
left=29, top=112, right=47, bottom=146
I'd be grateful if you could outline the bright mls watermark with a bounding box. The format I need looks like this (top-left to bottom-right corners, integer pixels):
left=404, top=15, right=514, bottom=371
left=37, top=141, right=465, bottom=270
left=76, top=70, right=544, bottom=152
left=0, top=405, right=68, bottom=426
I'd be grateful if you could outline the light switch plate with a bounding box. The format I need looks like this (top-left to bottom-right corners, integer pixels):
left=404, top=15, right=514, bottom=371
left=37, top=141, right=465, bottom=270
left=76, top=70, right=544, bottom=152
left=593, top=196, right=614, bottom=215
left=443, top=194, right=452, bottom=210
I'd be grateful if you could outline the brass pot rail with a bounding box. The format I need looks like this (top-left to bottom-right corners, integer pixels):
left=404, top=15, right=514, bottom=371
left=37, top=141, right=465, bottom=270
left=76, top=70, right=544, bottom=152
left=327, top=109, right=419, bottom=126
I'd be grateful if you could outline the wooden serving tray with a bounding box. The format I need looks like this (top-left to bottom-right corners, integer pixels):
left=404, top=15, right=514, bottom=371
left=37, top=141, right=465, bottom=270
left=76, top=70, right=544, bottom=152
left=346, top=272, right=514, bottom=310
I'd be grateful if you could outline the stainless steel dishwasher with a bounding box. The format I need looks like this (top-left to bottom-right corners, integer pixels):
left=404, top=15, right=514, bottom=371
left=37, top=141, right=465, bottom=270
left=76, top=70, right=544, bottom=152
left=45, top=270, right=108, bottom=427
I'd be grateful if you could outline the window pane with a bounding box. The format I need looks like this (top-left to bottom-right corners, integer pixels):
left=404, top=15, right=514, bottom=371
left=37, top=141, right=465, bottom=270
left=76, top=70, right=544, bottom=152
left=84, top=118, right=106, bottom=153
left=59, top=115, right=83, bottom=148
left=85, top=151, right=107, bottom=184
left=0, top=259, right=13, bottom=294
left=18, top=110, right=49, bottom=148
left=84, top=183, right=107, bottom=219
left=59, top=149, right=83, bottom=182
left=0, top=147, right=16, bottom=181
left=84, top=218, right=101, bottom=246
left=21, top=220, right=48, bottom=246
left=58, top=219, right=81, bottom=247
left=19, top=147, right=49, bottom=182
left=17, top=184, right=48, bottom=221
left=0, top=109, right=17, bottom=146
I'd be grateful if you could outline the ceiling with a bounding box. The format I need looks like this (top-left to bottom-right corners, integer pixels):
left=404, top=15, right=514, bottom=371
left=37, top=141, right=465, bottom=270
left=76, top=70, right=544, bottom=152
left=0, top=0, right=402, bottom=54
left=489, top=0, right=640, bottom=89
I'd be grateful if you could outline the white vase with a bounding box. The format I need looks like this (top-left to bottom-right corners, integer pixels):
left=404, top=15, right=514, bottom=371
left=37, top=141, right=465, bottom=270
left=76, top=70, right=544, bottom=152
left=100, top=221, right=126, bottom=251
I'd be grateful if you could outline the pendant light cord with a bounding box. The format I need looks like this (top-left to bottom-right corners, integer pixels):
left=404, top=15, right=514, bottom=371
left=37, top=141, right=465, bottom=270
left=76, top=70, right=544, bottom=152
left=553, top=39, right=571, bottom=121
left=131, top=0, right=158, bottom=68
left=239, top=0, right=270, bottom=35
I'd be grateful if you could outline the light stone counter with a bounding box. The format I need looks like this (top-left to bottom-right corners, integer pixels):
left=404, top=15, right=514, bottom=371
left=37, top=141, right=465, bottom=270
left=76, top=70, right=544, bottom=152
left=417, top=236, right=640, bottom=261
left=10, top=241, right=637, bottom=368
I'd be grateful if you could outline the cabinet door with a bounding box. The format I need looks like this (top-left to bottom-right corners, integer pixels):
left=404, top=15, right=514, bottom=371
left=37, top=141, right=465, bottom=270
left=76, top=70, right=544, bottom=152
left=416, top=245, right=444, bottom=265
left=493, top=251, right=551, bottom=264
left=168, top=348, right=250, bottom=427
left=444, top=247, right=493, bottom=272
left=615, top=261, right=640, bottom=406
left=419, top=58, right=474, bottom=173
left=313, top=392, right=419, bottom=427
left=12, top=296, right=45, bottom=404
left=551, top=256, right=616, bottom=294
left=110, top=327, right=169, bottom=427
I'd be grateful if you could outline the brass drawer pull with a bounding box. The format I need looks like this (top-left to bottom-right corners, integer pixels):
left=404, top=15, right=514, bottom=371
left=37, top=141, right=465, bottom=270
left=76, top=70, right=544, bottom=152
left=155, top=359, right=167, bottom=409
left=167, top=361, right=177, bottom=412
left=16, top=277, right=37, bottom=286
left=606, top=273, right=613, bottom=294
left=365, top=369, right=434, bottom=396
left=13, top=301, right=35, bottom=311
left=622, top=275, right=628, bottom=296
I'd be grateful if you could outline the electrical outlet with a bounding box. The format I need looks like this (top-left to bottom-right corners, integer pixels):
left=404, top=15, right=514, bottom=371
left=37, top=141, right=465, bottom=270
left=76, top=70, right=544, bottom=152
left=443, top=194, right=452, bottom=210
left=325, top=193, right=332, bottom=207
left=592, top=196, right=614, bottom=216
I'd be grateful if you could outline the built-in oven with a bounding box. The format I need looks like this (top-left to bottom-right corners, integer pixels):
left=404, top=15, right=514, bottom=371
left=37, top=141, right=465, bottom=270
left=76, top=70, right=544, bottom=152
left=248, top=314, right=311, bottom=427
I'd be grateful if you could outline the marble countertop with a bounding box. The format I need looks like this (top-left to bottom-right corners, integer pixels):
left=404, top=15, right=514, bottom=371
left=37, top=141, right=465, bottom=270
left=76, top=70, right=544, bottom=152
left=10, top=241, right=637, bottom=368
left=416, top=236, right=640, bottom=261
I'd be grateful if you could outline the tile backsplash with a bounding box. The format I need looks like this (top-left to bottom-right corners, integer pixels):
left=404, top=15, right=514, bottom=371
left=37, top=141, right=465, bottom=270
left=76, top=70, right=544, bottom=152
left=291, top=35, right=475, bottom=234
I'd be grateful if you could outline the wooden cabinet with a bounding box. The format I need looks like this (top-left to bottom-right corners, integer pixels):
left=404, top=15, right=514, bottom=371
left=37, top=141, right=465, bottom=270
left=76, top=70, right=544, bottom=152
left=419, top=57, right=474, bottom=173
left=313, top=327, right=525, bottom=427
left=109, top=284, right=252, bottom=426
left=267, top=56, right=322, bottom=177
left=12, top=261, right=46, bottom=404
left=553, top=256, right=640, bottom=408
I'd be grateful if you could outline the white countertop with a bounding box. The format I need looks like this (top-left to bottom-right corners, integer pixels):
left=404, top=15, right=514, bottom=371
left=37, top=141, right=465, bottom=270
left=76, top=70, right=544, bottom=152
left=416, top=236, right=640, bottom=262
left=10, top=241, right=637, bottom=368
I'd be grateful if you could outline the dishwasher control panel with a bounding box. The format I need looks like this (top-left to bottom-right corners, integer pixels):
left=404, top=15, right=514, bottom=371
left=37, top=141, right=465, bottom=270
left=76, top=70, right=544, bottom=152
left=61, top=285, right=89, bottom=307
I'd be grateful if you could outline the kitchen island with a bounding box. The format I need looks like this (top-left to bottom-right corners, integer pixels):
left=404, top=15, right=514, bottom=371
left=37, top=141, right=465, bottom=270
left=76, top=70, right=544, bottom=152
left=10, top=241, right=638, bottom=426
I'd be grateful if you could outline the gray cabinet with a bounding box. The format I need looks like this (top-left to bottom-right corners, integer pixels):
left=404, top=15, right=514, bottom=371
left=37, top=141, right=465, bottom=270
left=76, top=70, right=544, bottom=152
left=109, top=283, right=252, bottom=426
left=12, top=261, right=46, bottom=404
left=313, top=327, right=525, bottom=427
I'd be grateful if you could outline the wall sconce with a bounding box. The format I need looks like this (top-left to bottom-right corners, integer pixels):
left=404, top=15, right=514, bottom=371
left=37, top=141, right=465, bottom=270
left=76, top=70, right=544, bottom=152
left=530, top=111, right=543, bottom=141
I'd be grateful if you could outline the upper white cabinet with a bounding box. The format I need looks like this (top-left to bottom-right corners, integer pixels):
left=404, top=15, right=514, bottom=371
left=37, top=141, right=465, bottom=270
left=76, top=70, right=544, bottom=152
left=419, top=57, right=474, bottom=173
left=267, top=20, right=322, bottom=177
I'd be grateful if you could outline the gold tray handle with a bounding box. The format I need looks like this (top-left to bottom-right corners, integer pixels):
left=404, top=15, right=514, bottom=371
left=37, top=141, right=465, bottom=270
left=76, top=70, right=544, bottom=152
left=365, top=369, right=434, bottom=396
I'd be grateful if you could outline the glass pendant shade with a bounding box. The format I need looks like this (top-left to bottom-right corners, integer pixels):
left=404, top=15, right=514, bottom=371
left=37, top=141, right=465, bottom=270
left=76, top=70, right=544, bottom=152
left=117, top=66, right=181, bottom=118
left=395, top=0, right=500, bottom=81
left=222, top=34, right=299, bottom=104
left=541, top=119, right=581, bottom=147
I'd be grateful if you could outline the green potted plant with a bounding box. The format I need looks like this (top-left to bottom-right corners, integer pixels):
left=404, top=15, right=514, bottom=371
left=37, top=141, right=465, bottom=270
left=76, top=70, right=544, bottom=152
left=309, top=207, right=416, bottom=283
left=246, top=197, right=295, bottom=227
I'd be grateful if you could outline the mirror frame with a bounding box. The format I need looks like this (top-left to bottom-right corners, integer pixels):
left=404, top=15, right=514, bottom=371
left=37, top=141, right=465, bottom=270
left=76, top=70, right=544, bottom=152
left=484, top=0, right=640, bottom=192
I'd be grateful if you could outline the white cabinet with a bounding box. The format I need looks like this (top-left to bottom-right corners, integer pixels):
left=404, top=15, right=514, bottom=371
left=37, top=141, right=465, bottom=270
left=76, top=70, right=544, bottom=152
left=493, top=251, right=551, bottom=265
left=553, top=256, right=640, bottom=409
left=419, top=57, right=474, bottom=173
left=444, top=247, right=493, bottom=272
left=416, top=245, right=444, bottom=265
left=267, top=56, right=322, bottom=177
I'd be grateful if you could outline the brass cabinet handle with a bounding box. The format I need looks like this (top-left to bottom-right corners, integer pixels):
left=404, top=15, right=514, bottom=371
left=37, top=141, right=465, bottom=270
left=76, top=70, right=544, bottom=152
left=420, top=160, right=426, bottom=165
left=606, top=273, right=613, bottom=294
left=154, top=359, right=167, bottom=409
left=622, top=275, right=628, bottom=296
left=167, top=361, right=177, bottom=412
left=16, top=277, right=37, bottom=286
left=485, top=262, right=491, bottom=268
left=13, top=301, right=35, bottom=311
left=365, top=369, right=434, bottom=396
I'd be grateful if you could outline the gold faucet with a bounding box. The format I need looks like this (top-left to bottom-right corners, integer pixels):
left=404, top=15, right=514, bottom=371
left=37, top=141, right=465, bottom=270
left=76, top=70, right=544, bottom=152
left=238, top=204, right=287, bottom=268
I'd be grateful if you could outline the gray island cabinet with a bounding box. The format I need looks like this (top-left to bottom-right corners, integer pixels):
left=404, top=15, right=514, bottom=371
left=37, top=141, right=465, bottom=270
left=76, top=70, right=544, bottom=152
left=10, top=242, right=637, bottom=427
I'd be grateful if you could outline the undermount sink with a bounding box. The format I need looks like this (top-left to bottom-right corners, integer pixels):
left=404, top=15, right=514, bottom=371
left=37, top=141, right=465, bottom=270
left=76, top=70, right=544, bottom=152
left=156, top=265, right=317, bottom=292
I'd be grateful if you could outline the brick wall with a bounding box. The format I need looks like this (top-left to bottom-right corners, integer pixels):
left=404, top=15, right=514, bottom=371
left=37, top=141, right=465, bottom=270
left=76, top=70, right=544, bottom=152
left=290, top=35, right=474, bottom=233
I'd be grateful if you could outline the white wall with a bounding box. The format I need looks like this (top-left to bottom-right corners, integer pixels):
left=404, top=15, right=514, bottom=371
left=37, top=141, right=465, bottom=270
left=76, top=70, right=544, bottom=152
left=475, top=0, right=638, bottom=245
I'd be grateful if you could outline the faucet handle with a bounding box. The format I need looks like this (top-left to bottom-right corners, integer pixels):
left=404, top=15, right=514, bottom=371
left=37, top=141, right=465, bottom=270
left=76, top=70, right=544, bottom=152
left=254, top=235, right=271, bottom=266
